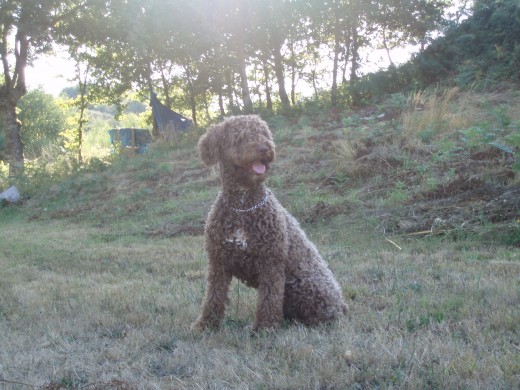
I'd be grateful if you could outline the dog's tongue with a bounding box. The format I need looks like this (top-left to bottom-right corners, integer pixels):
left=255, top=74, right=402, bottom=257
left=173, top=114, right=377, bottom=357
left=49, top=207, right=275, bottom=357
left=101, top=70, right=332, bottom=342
left=252, top=162, right=266, bottom=174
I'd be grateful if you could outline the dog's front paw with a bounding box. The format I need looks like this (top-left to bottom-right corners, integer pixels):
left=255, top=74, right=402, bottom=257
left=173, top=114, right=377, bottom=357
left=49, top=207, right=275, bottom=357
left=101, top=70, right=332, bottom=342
left=191, top=318, right=210, bottom=332
left=191, top=315, right=221, bottom=332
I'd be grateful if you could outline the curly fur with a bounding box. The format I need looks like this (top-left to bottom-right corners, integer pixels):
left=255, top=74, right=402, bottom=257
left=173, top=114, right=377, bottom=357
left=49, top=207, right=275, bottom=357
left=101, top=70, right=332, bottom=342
left=193, top=115, right=347, bottom=331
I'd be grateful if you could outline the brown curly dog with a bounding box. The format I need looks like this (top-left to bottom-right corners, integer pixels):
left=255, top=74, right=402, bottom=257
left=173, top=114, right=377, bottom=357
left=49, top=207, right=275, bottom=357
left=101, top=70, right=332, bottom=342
left=192, top=115, right=347, bottom=332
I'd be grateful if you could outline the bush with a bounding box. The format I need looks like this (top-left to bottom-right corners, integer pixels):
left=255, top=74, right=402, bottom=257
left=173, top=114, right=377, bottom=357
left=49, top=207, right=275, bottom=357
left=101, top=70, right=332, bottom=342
left=18, top=89, right=67, bottom=160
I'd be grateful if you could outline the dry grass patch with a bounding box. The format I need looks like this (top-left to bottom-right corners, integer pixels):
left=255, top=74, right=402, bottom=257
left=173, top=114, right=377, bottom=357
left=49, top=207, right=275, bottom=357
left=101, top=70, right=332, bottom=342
left=401, top=87, right=474, bottom=142
left=1, top=216, right=519, bottom=388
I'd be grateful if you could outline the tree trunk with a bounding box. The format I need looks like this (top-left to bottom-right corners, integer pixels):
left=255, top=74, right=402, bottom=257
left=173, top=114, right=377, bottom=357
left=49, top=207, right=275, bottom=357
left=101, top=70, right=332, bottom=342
left=184, top=64, right=198, bottom=126
left=349, top=24, right=361, bottom=106
left=77, top=100, right=85, bottom=165
left=76, top=61, right=89, bottom=165
left=237, top=46, right=253, bottom=113
left=189, top=91, right=197, bottom=127
left=262, top=60, right=273, bottom=112
left=253, top=67, right=263, bottom=106
left=227, top=90, right=235, bottom=113
left=203, top=92, right=211, bottom=122
left=342, top=31, right=351, bottom=84
left=311, top=69, right=318, bottom=100
left=331, top=19, right=341, bottom=107
left=0, top=100, right=24, bottom=176
left=1, top=30, right=28, bottom=174
left=273, top=47, right=290, bottom=109
left=382, top=26, right=394, bottom=67
left=238, top=67, right=253, bottom=112
left=289, top=41, right=296, bottom=105
left=160, top=67, right=172, bottom=108
left=218, top=91, right=225, bottom=117
left=350, top=26, right=359, bottom=82
left=290, top=63, right=296, bottom=105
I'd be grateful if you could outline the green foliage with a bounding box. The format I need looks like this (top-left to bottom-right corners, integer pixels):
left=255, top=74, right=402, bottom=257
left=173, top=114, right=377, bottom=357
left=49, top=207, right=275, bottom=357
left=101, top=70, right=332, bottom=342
left=117, top=111, right=150, bottom=129
left=505, top=130, right=520, bottom=172
left=344, top=0, right=520, bottom=104
left=387, top=180, right=409, bottom=205
left=344, top=65, right=417, bottom=106
left=505, top=130, right=520, bottom=149
left=418, top=0, right=520, bottom=87
left=458, top=126, right=497, bottom=150
left=17, top=89, right=67, bottom=160
left=56, top=96, right=87, bottom=160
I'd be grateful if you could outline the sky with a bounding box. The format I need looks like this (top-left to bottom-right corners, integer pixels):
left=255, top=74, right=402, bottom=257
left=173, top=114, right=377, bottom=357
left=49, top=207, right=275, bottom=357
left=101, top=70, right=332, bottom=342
left=26, top=52, right=76, bottom=96
left=26, top=46, right=417, bottom=99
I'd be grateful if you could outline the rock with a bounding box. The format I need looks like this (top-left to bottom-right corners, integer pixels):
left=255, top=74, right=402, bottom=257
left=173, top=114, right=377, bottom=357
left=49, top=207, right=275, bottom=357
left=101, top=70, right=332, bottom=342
left=0, top=186, right=20, bottom=203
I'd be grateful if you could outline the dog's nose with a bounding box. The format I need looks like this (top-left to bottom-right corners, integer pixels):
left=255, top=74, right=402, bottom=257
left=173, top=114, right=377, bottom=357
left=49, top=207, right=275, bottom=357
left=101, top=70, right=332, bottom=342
left=257, top=145, right=270, bottom=154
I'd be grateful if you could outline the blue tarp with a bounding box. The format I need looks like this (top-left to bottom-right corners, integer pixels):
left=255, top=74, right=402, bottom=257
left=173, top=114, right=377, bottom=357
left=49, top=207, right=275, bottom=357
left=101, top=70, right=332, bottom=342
left=108, top=128, right=152, bottom=154
left=150, top=90, right=192, bottom=134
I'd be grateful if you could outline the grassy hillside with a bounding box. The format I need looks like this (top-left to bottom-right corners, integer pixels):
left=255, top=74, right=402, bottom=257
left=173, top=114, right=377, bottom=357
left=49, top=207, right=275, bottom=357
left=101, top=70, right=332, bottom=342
left=0, top=87, right=519, bottom=388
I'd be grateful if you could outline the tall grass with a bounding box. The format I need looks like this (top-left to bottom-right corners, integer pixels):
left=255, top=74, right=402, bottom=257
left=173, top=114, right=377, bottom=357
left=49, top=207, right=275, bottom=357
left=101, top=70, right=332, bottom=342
left=82, top=126, right=113, bottom=161
left=401, top=87, right=474, bottom=142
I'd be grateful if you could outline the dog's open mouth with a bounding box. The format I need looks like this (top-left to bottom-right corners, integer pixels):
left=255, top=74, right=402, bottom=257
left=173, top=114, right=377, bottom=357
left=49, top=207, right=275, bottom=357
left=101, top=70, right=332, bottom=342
left=251, top=161, right=267, bottom=175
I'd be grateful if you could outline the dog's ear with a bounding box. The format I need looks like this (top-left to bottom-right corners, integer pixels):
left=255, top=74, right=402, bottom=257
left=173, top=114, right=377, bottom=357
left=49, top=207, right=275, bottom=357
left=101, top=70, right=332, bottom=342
left=198, top=124, right=221, bottom=166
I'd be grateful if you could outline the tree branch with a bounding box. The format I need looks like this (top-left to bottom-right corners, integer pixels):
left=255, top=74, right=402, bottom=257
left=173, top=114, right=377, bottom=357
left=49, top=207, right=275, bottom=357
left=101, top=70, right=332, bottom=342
left=1, top=24, right=13, bottom=89
left=13, top=31, right=29, bottom=97
left=49, top=0, right=90, bottom=27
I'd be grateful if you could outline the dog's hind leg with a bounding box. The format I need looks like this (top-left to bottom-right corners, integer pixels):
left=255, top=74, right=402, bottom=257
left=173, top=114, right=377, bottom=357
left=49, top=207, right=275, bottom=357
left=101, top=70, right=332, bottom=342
left=253, top=266, right=285, bottom=331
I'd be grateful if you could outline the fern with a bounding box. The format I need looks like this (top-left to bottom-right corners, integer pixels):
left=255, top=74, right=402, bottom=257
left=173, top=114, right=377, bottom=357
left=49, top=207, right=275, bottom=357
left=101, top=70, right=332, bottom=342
left=505, top=132, right=520, bottom=148
left=488, top=141, right=514, bottom=155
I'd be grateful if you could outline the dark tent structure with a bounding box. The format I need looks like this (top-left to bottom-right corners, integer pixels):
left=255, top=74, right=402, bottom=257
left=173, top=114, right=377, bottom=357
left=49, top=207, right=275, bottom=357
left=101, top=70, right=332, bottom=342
left=150, top=90, right=192, bottom=140
left=108, top=90, right=192, bottom=154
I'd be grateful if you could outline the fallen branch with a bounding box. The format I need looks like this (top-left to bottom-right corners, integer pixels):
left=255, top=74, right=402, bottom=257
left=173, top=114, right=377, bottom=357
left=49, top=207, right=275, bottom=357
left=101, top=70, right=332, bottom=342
left=385, top=237, right=402, bottom=250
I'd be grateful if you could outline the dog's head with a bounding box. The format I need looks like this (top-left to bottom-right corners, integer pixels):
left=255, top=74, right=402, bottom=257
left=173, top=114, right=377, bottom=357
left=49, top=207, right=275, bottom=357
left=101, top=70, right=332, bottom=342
left=198, top=115, right=276, bottom=186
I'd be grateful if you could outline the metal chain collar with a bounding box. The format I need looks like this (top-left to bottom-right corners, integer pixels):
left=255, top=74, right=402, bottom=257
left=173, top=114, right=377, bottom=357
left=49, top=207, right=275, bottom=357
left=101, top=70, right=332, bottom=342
left=223, top=191, right=269, bottom=213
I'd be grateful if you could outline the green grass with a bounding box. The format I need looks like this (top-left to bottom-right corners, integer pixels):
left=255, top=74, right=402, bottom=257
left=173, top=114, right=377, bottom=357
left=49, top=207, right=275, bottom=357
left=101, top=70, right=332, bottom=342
left=1, top=88, right=519, bottom=388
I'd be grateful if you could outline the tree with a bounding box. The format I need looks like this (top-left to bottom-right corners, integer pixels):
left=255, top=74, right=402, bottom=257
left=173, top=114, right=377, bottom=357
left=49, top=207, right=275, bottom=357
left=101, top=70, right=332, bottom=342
left=371, top=0, right=449, bottom=62
left=312, top=0, right=367, bottom=106
left=1, top=0, right=32, bottom=174
left=17, top=88, right=66, bottom=160
left=72, top=53, right=90, bottom=164
left=71, top=0, right=217, bottom=125
left=254, top=0, right=296, bottom=109
left=1, top=0, right=465, bottom=151
left=414, top=0, right=520, bottom=85
left=0, top=0, right=102, bottom=174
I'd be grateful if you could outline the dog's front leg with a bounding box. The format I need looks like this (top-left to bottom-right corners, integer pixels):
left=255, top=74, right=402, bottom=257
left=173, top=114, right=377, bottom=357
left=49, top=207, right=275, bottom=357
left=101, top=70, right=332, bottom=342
left=192, top=261, right=232, bottom=330
left=253, top=267, right=285, bottom=331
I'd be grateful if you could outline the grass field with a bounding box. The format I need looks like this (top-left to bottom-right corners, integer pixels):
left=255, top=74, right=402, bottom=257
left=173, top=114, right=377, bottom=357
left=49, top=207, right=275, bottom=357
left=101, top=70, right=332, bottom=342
left=1, top=88, right=519, bottom=389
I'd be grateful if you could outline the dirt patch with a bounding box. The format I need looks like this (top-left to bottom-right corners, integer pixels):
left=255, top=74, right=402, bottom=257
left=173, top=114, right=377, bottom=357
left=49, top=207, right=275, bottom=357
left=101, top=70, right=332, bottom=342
left=379, top=183, right=519, bottom=245
left=422, top=176, right=490, bottom=200
left=482, top=187, right=520, bottom=223
left=469, top=147, right=507, bottom=161
left=304, top=201, right=347, bottom=224
left=345, top=145, right=405, bottom=178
